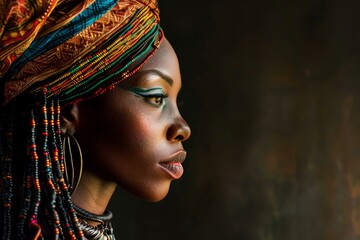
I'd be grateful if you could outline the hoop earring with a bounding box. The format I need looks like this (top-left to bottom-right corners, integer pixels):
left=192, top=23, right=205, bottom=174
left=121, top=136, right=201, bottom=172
left=63, top=134, right=83, bottom=195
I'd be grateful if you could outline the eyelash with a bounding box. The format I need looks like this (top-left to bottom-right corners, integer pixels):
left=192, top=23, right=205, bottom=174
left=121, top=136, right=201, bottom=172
left=144, top=94, right=168, bottom=107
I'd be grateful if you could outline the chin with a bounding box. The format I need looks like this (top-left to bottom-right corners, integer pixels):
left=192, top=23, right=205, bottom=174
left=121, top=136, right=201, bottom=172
left=131, top=181, right=172, bottom=202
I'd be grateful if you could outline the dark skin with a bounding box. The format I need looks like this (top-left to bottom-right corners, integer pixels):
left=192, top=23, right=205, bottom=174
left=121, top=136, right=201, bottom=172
left=61, top=38, right=191, bottom=217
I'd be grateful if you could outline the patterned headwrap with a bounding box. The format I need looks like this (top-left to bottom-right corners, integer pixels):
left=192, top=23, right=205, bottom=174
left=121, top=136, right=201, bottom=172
left=0, top=0, right=162, bottom=106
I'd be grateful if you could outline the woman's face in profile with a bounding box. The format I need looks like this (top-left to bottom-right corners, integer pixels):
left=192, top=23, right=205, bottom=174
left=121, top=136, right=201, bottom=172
left=75, top=38, right=191, bottom=201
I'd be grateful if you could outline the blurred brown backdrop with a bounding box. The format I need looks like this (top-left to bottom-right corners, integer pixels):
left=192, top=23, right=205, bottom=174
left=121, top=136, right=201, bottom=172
left=109, top=0, right=360, bottom=239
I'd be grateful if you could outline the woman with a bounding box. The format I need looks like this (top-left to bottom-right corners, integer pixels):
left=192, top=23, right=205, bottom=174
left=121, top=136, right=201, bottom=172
left=0, top=0, right=190, bottom=239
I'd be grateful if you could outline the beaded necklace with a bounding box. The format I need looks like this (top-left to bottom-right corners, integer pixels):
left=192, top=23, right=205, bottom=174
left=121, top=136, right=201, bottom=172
left=73, top=204, right=115, bottom=240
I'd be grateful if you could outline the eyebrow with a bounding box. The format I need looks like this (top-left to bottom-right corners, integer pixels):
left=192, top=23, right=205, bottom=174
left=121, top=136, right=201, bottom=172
left=136, top=69, right=174, bottom=86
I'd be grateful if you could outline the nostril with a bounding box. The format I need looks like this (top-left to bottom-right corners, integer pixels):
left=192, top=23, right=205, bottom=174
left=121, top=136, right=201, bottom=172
left=174, top=135, right=184, bottom=141
left=167, top=121, right=191, bottom=142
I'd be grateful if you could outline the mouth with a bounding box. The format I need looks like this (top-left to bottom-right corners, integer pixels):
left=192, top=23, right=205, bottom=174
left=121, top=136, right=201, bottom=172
left=159, top=151, right=187, bottom=179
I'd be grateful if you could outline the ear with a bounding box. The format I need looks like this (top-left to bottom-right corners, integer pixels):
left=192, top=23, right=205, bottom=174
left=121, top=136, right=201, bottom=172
left=60, top=103, right=80, bottom=135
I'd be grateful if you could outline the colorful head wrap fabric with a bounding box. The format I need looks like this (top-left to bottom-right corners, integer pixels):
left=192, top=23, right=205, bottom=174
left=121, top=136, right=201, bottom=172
left=0, top=0, right=162, bottom=106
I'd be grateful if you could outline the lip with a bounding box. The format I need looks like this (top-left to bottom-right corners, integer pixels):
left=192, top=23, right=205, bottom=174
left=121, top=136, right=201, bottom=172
left=159, top=151, right=187, bottom=179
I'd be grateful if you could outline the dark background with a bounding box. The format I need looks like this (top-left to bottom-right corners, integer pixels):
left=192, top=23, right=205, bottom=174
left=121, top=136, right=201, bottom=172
left=109, top=0, right=360, bottom=239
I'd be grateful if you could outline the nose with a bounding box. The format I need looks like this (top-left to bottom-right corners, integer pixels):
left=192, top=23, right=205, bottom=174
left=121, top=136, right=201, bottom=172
left=166, top=117, right=191, bottom=142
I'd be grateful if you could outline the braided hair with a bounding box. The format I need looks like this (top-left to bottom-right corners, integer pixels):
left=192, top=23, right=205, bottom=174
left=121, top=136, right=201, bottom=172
left=0, top=95, right=85, bottom=239
left=0, top=32, right=163, bottom=240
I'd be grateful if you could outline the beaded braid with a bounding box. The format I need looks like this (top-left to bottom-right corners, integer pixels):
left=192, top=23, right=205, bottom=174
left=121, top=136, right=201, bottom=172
left=0, top=103, right=15, bottom=239
left=17, top=104, right=38, bottom=238
left=48, top=98, right=85, bottom=239
left=34, top=94, right=85, bottom=239
left=0, top=93, right=86, bottom=239
left=39, top=94, right=62, bottom=238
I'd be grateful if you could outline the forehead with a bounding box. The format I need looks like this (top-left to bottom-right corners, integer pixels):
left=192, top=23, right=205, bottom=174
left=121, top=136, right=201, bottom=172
left=141, top=38, right=180, bottom=77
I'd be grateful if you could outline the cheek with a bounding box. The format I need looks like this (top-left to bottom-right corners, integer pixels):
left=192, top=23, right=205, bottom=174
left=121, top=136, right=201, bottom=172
left=103, top=107, right=161, bottom=153
left=78, top=98, right=163, bottom=174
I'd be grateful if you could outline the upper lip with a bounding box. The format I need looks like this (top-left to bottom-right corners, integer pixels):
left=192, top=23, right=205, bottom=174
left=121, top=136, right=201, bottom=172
left=160, top=150, right=187, bottom=164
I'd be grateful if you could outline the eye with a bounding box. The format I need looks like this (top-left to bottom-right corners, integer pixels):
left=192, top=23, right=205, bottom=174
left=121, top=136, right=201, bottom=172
left=118, top=85, right=168, bottom=108
left=145, top=95, right=167, bottom=107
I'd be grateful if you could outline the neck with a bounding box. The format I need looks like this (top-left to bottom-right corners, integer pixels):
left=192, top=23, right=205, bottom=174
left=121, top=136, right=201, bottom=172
left=71, top=169, right=117, bottom=216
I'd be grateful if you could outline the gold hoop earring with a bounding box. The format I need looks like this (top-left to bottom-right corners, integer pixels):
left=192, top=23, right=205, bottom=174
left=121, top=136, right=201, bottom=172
left=63, top=134, right=83, bottom=195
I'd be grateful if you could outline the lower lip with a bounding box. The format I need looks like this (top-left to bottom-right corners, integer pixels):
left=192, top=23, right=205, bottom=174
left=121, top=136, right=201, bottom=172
left=159, top=162, right=184, bottom=179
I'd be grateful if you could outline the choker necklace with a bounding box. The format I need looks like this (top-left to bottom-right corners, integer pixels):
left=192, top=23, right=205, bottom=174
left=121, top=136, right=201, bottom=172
left=73, top=204, right=116, bottom=240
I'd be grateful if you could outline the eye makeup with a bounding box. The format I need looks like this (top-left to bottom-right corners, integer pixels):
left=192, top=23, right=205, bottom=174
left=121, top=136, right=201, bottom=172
left=120, top=86, right=168, bottom=107
left=121, top=86, right=164, bottom=96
